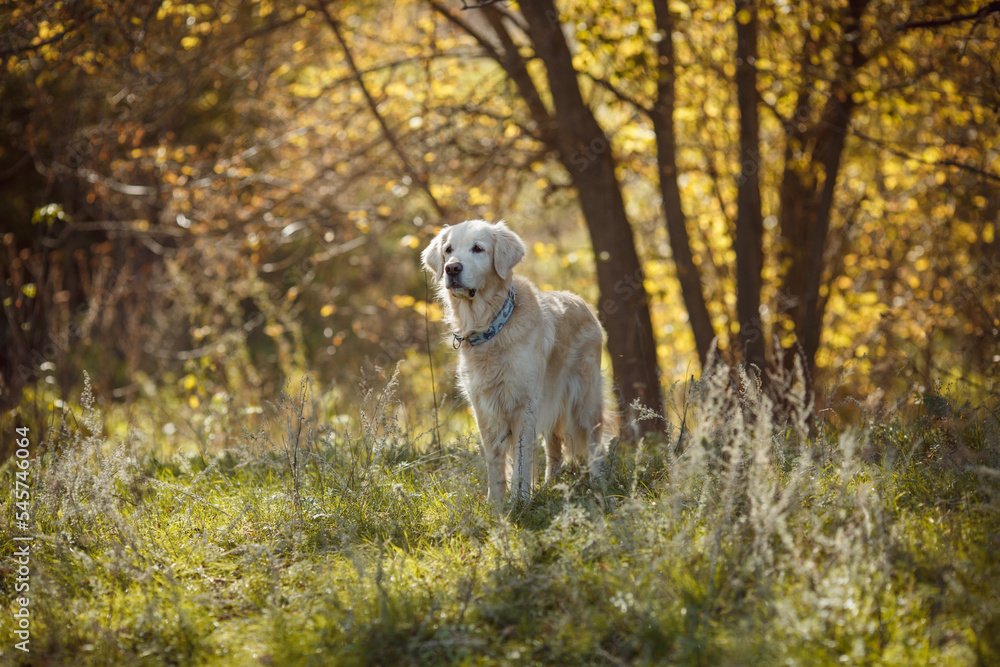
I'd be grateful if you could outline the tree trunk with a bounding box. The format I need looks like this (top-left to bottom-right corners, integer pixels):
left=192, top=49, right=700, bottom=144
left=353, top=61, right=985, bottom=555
left=518, top=1, right=665, bottom=428
left=779, top=0, right=868, bottom=384
left=733, top=0, right=766, bottom=373
left=799, top=90, right=854, bottom=376
left=651, top=0, right=716, bottom=369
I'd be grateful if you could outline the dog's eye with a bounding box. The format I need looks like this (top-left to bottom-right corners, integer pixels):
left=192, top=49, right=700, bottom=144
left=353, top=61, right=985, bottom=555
left=444, top=244, right=452, bottom=254
left=471, top=244, right=484, bottom=253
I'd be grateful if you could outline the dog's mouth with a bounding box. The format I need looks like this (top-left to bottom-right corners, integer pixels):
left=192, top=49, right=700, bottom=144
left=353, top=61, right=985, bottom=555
left=446, top=277, right=476, bottom=300
left=448, top=285, right=477, bottom=300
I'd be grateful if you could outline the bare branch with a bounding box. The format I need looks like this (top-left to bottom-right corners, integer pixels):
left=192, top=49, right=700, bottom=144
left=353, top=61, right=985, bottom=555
left=315, top=1, right=447, bottom=219
left=852, top=130, right=1000, bottom=183
left=895, top=2, right=1000, bottom=31
left=0, top=10, right=99, bottom=58
left=460, top=0, right=507, bottom=9
left=482, top=8, right=558, bottom=144
left=582, top=72, right=651, bottom=114
left=430, top=2, right=557, bottom=147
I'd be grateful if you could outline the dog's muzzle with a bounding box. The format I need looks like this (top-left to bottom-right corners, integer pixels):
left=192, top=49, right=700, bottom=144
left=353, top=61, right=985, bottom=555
left=445, top=261, right=476, bottom=298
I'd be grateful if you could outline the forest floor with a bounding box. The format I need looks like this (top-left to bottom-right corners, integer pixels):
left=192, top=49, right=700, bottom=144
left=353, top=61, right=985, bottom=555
left=2, top=372, right=999, bottom=666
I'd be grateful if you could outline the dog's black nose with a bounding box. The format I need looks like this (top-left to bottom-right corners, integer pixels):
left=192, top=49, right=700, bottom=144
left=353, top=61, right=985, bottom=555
left=445, top=262, right=463, bottom=276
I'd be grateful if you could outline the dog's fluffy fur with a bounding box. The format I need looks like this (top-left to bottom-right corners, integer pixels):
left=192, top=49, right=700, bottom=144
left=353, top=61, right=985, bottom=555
left=422, top=219, right=608, bottom=502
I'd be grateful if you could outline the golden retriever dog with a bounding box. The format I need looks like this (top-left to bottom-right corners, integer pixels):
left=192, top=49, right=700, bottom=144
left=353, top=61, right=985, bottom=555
left=422, top=219, right=608, bottom=503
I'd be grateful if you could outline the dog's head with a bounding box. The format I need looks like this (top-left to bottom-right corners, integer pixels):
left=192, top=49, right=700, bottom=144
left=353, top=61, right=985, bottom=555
left=421, top=219, right=526, bottom=301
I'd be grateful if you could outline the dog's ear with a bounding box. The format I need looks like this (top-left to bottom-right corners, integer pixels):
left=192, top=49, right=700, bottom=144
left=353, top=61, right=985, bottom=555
left=421, top=226, right=449, bottom=280
left=492, top=220, right=526, bottom=280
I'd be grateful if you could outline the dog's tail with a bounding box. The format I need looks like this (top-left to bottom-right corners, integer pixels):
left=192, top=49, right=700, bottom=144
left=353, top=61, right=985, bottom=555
left=587, top=377, right=619, bottom=477
left=599, top=402, right=619, bottom=441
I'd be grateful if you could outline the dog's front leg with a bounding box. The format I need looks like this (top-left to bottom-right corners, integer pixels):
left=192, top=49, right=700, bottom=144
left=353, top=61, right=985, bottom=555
left=480, top=427, right=509, bottom=505
left=510, top=403, right=536, bottom=501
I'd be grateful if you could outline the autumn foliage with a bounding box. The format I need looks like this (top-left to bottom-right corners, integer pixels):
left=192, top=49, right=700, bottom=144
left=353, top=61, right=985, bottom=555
left=1, top=1, right=998, bottom=447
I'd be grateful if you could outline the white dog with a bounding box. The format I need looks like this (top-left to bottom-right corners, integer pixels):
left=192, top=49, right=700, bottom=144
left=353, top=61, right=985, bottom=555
left=422, top=219, right=608, bottom=502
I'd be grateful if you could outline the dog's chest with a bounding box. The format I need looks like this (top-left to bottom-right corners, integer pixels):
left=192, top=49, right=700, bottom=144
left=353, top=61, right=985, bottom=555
left=457, top=345, right=539, bottom=409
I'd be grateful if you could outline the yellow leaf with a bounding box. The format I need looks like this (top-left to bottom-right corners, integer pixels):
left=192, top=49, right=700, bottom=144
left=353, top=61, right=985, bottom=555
left=668, top=0, right=691, bottom=17
left=181, top=36, right=201, bottom=50
left=469, top=187, right=492, bottom=205
left=429, top=183, right=453, bottom=199
left=393, top=294, right=416, bottom=308
left=189, top=395, right=200, bottom=409
left=182, top=374, right=197, bottom=390
left=320, top=304, right=337, bottom=317
left=856, top=292, right=879, bottom=306
left=21, top=283, right=37, bottom=298
left=921, top=146, right=942, bottom=162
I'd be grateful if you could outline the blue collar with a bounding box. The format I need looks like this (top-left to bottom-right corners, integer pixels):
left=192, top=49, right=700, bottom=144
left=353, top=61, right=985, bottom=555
left=453, top=286, right=516, bottom=348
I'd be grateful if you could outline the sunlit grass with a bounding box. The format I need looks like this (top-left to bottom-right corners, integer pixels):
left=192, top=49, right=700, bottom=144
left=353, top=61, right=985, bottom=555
left=2, top=368, right=999, bottom=665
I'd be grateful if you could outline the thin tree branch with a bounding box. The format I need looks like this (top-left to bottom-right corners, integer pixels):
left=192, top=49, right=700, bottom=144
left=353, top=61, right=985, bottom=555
left=461, top=0, right=506, bottom=9
left=895, top=2, right=1000, bottom=31
left=0, top=10, right=99, bottom=58
left=582, top=72, right=651, bottom=114
left=480, top=6, right=558, bottom=146
left=853, top=130, right=1000, bottom=183
left=429, top=1, right=553, bottom=137
left=315, top=1, right=447, bottom=219
left=429, top=1, right=503, bottom=61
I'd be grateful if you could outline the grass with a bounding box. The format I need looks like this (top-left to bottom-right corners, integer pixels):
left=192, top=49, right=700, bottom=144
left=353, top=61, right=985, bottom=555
left=2, top=367, right=999, bottom=666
